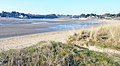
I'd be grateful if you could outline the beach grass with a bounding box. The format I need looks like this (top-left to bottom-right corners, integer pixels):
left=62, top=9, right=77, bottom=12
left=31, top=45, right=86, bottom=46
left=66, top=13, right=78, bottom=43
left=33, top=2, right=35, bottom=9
left=67, top=24, right=120, bottom=50
left=0, top=41, right=119, bottom=66
left=115, top=17, right=120, bottom=20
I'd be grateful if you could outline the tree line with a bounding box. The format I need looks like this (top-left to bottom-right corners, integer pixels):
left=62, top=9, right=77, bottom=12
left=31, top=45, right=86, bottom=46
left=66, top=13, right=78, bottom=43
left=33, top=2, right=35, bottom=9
left=0, top=11, right=58, bottom=19
left=0, top=11, right=120, bottom=19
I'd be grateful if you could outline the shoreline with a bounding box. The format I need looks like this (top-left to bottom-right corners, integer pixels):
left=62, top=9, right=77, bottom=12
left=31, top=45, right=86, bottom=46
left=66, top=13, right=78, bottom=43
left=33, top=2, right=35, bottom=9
left=0, top=17, right=91, bottom=23
left=0, top=19, right=99, bottom=38
left=0, top=29, right=82, bottom=52
left=0, top=19, right=120, bottom=52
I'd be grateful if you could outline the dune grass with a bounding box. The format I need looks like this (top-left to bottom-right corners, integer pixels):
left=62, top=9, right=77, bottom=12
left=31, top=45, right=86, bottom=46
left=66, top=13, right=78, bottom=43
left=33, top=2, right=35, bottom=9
left=0, top=41, right=119, bottom=66
left=67, top=24, right=120, bottom=50
left=115, top=17, right=120, bottom=20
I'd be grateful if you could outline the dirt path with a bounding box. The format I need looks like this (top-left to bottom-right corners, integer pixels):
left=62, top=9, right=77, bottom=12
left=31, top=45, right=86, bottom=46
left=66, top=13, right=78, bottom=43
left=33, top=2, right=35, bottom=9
left=87, top=46, right=120, bottom=55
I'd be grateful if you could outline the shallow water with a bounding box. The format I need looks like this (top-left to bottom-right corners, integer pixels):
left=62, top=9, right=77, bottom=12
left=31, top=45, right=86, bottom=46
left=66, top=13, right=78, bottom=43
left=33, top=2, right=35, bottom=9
left=0, top=20, right=101, bottom=38
left=0, top=21, right=100, bottom=30
left=35, top=22, right=100, bottom=31
left=0, top=22, right=59, bottom=26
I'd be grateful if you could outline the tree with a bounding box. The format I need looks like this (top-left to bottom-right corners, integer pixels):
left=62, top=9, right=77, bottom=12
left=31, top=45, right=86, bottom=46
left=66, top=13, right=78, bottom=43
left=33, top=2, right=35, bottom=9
left=80, top=14, right=86, bottom=18
left=117, top=13, right=120, bottom=17
left=103, top=13, right=111, bottom=17
left=0, top=13, right=1, bottom=17
left=72, top=15, right=80, bottom=18
left=45, top=14, right=58, bottom=18
left=90, top=13, right=96, bottom=17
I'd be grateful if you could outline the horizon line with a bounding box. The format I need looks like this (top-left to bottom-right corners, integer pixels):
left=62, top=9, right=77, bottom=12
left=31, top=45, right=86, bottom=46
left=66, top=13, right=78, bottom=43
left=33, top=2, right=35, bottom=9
left=0, top=10, right=120, bottom=15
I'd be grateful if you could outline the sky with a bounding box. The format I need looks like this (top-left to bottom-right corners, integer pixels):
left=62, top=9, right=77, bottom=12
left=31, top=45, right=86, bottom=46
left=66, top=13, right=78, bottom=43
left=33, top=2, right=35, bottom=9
left=0, top=0, right=120, bottom=15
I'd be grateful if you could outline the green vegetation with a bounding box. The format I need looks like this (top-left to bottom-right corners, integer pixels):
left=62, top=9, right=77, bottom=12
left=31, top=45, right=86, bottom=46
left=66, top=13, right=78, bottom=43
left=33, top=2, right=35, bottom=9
left=67, top=25, right=120, bottom=50
left=0, top=41, right=119, bottom=66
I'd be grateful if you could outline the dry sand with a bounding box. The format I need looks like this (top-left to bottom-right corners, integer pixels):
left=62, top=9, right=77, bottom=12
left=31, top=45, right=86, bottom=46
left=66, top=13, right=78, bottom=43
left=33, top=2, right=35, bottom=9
left=0, top=29, right=81, bottom=52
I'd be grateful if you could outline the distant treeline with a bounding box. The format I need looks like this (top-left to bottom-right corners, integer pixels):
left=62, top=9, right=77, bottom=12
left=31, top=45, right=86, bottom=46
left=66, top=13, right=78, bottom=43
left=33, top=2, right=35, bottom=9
left=0, top=11, right=58, bottom=19
left=0, top=11, right=120, bottom=19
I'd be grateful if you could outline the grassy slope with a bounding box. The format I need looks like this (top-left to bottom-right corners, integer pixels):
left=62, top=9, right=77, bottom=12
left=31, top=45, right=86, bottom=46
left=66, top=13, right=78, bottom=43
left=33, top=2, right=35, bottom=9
left=0, top=41, right=119, bottom=66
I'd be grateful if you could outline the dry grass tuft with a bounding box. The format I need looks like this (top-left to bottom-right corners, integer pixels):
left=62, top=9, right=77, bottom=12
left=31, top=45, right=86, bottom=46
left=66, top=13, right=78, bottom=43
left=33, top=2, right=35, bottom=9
left=67, top=24, right=120, bottom=50
left=115, top=17, right=120, bottom=20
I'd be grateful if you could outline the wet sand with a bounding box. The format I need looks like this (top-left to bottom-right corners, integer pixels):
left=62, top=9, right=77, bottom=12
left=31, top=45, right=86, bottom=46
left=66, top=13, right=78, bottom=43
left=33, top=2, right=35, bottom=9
left=0, top=24, right=57, bottom=38
left=0, top=18, right=62, bottom=38
left=0, top=18, right=98, bottom=38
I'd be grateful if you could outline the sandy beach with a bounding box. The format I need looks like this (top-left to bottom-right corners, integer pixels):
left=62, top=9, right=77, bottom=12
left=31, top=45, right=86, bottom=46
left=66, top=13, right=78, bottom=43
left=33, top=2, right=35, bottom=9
left=0, top=19, right=119, bottom=52
left=0, top=29, right=82, bottom=51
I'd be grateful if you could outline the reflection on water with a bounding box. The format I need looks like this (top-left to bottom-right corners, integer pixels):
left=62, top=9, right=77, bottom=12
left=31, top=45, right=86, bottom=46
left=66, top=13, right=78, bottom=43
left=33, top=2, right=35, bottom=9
left=0, top=21, right=100, bottom=32
left=36, top=22, right=99, bottom=31
left=0, top=21, right=101, bottom=38
left=0, top=23, right=3, bottom=26
left=31, top=22, right=48, bottom=24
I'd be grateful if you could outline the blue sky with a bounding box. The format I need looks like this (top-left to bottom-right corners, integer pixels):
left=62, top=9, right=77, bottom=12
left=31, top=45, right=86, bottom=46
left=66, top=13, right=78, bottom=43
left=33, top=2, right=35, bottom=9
left=0, top=0, right=120, bottom=15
